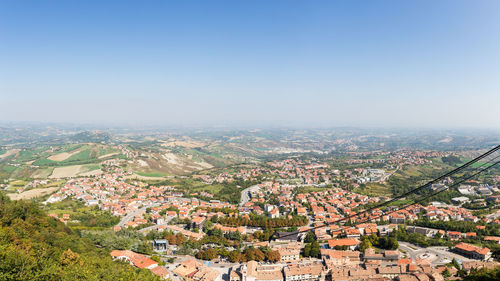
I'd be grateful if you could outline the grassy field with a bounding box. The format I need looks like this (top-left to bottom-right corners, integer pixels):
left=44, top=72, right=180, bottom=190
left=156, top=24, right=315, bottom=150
left=296, top=186, right=333, bottom=193
left=44, top=199, right=92, bottom=216
left=7, top=179, right=28, bottom=191
left=78, top=164, right=101, bottom=173
left=136, top=171, right=169, bottom=177
left=192, top=184, right=224, bottom=194
left=2, top=165, right=17, bottom=173
left=353, top=182, right=392, bottom=196
left=8, top=186, right=60, bottom=200
left=33, top=167, right=55, bottom=178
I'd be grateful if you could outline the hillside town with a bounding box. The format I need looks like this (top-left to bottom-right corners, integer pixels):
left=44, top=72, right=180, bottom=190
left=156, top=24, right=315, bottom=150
left=39, top=150, right=500, bottom=281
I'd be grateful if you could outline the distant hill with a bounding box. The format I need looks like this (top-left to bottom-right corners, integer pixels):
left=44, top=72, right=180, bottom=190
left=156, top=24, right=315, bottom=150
left=70, top=131, right=112, bottom=143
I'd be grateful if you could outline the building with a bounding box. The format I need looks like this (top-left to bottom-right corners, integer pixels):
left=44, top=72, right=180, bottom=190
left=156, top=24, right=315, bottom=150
left=269, top=208, right=280, bottom=218
left=275, top=231, right=299, bottom=242
left=451, top=197, right=471, bottom=205
left=447, top=231, right=462, bottom=240
left=406, top=226, right=433, bottom=237
left=174, top=259, right=221, bottom=281
left=150, top=266, right=170, bottom=280
left=152, top=239, right=168, bottom=252
left=327, top=238, right=360, bottom=251
left=454, top=243, right=491, bottom=261
left=278, top=248, right=300, bottom=262
left=283, top=263, right=325, bottom=281
left=110, top=250, right=158, bottom=269
left=192, top=216, right=207, bottom=229
left=232, top=261, right=284, bottom=281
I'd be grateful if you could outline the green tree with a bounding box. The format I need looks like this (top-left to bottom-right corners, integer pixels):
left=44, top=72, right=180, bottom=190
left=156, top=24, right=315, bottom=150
left=309, top=241, right=321, bottom=258
left=304, top=232, right=316, bottom=243
left=359, top=239, right=372, bottom=252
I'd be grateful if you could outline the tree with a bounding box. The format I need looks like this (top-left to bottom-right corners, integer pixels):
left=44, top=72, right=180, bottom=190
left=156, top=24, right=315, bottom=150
left=388, top=237, right=399, bottom=250
left=359, top=239, right=372, bottom=252
left=463, top=267, right=500, bottom=281
left=266, top=251, right=281, bottom=263
left=228, top=251, right=243, bottom=263
left=304, top=232, right=316, bottom=243
left=451, top=258, right=460, bottom=270
left=309, top=241, right=321, bottom=258
left=60, top=249, right=80, bottom=266
left=244, top=248, right=265, bottom=261
left=304, top=243, right=311, bottom=257
left=0, top=193, right=161, bottom=281
left=442, top=268, right=451, bottom=278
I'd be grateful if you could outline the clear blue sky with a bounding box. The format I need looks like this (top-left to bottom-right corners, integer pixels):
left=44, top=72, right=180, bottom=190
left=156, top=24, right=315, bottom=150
left=1, top=0, right=499, bottom=128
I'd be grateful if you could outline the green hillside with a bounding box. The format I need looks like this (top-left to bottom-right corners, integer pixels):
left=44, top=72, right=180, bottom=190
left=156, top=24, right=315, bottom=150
left=0, top=193, right=160, bottom=281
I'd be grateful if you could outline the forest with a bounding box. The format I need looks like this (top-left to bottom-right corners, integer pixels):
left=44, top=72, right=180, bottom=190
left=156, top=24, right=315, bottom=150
left=0, top=192, right=160, bottom=281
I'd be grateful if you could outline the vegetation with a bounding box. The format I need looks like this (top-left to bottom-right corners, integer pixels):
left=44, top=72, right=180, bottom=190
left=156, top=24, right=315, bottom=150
left=463, top=266, right=500, bottom=281
left=81, top=229, right=153, bottom=255
left=360, top=234, right=398, bottom=251
left=409, top=218, right=498, bottom=236
left=44, top=199, right=120, bottom=228
left=392, top=225, right=451, bottom=248
left=219, top=214, right=307, bottom=228
left=0, top=192, right=160, bottom=280
left=303, top=241, right=321, bottom=258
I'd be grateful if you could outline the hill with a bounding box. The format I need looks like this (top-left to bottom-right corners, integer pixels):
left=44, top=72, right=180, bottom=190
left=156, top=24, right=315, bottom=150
left=0, top=193, right=160, bottom=281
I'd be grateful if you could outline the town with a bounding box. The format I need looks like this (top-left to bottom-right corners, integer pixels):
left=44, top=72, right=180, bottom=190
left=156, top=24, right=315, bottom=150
left=41, top=149, right=500, bottom=281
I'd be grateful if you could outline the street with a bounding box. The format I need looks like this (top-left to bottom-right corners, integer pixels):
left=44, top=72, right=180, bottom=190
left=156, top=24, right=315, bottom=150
left=399, top=242, right=473, bottom=265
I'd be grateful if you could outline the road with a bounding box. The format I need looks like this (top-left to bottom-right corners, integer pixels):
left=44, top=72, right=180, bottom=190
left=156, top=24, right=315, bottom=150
left=486, top=209, right=500, bottom=220
left=399, top=242, right=472, bottom=265
left=117, top=204, right=160, bottom=228
left=240, top=184, right=260, bottom=206
left=139, top=216, right=175, bottom=233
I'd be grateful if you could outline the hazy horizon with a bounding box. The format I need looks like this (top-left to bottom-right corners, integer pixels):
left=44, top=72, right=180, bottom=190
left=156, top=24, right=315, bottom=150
left=2, top=1, right=500, bottom=128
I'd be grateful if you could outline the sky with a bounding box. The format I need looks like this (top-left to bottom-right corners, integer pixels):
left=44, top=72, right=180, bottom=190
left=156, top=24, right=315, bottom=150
left=1, top=0, right=500, bottom=128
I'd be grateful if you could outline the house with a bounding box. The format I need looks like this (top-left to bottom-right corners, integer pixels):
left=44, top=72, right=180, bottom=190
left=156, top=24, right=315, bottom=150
left=345, top=228, right=361, bottom=238
left=232, top=261, right=283, bottom=281
left=151, top=266, right=170, bottom=280
left=277, top=248, right=300, bottom=262
left=327, top=238, right=360, bottom=250
left=466, top=232, right=477, bottom=239
left=174, top=259, right=221, bottom=281
left=110, top=250, right=158, bottom=269
left=297, top=207, right=307, bottom=216
left=389, top=213, right=405, bottom=224
left=283, top=263, right=325, bottom=281
left=484, top=236, right=500, bottom=244
left=269, top=208, right=280, bottom=218
left=151, top=214, right=165, bottom=225
left=454, top=243, right=491, bottom=261
left=192, top=216, right=206, bottom=229
left=447, top=231, right=462, bottom=240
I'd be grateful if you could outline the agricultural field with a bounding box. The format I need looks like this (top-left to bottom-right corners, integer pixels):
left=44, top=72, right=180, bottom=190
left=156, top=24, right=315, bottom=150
left=7, top=186, right=60, bottom=200
left=49, top=164, right=102, bottom=178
